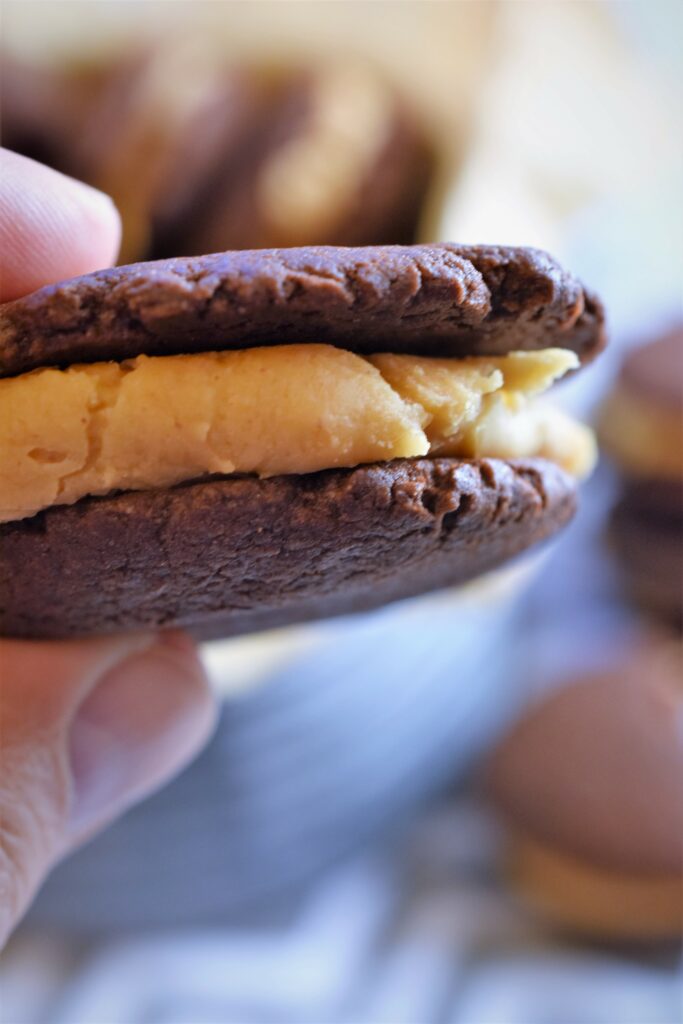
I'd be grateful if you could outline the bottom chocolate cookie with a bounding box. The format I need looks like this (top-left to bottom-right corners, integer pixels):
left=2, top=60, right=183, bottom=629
left=609, top=499, right=683, bottom=625
left=0, top=457, right=574, bottom=640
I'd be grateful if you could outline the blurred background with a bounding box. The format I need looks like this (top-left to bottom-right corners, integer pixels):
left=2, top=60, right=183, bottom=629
left=1, top=2, right=681, bottom=1022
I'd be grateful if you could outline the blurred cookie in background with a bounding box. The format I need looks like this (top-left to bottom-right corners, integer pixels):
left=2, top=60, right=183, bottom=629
left=485, top=633, right=683, bottom=942
left=173, top=62, right=434, bottom=255
left=69, top=42, right=266, bottom=263
left=599, top=327, right=682, bottom=624
left=1, top=45, right=260, bottom=262
left=1, top=46, right=435, bottom=262
left=0, top=51, right=111, bottom=172
left=599, top=328, right=682, bottom=494
left=609, top=497, right=682, bottom=627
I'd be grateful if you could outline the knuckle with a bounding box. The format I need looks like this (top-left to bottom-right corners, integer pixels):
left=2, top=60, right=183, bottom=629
left=0, top=810, right=36, bottom=932
left=0, top=743, right=70, bottom=941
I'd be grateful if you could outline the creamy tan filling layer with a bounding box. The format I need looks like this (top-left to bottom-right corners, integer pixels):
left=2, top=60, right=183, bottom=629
left=509, top=833, right=683, bottom=939
left=0, top=344, right=596, bottom=522
left=598, top=385, right=682, bottom=481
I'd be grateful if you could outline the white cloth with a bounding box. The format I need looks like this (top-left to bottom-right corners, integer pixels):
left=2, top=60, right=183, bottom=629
left=2, top=799, right=681, bottom=1024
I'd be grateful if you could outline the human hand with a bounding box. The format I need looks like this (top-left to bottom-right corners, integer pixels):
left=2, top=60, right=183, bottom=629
left=0, top=149, right=216, bottom=946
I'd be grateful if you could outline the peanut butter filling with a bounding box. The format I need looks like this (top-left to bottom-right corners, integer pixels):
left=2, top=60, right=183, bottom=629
left=0, top=344, right=595, bottom=522
left=598, top=384, right=682, bottom=481
left=509, top=833, right=683, bottom=940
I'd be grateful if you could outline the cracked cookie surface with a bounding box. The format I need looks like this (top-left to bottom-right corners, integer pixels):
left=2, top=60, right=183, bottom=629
left=0, top=457, right=575, bottom=639
left=0, top=244, right=605, bottom=377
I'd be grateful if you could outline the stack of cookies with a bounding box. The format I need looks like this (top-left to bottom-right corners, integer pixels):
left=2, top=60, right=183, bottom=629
left=1, top=43, right=434, bottom=262
left=599, top=327, right=683, bottom=625
left=485, top=328, right=682, bottom=943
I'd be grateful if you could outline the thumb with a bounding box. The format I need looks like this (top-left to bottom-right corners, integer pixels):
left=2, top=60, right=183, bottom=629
left=0, top=632, right=215, bottom=946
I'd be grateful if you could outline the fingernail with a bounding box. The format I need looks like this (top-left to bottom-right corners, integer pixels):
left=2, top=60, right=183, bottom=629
left=68, top=636, right=215, bottom=837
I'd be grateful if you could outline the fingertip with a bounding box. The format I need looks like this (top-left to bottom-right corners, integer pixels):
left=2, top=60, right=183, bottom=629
left=0, top=149, right=121, bottom=302
left=65, top=178, right=122, bottom=268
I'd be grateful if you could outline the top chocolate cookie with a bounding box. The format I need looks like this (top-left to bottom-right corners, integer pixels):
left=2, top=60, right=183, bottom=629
left=0, top=244, right=605, bottom=377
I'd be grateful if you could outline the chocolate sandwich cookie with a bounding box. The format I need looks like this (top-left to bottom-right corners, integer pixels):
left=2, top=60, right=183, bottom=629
left=0, top=53, right=111, bottom=172
left=0, top=244, right=604, bottom=639
left=486, top=635, right=683, bottom=940
left=599, top=327, right=682, bottom=622
left=600, top=327, right=682, bottom=505
left=610, top=498, right=682, bottom=624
